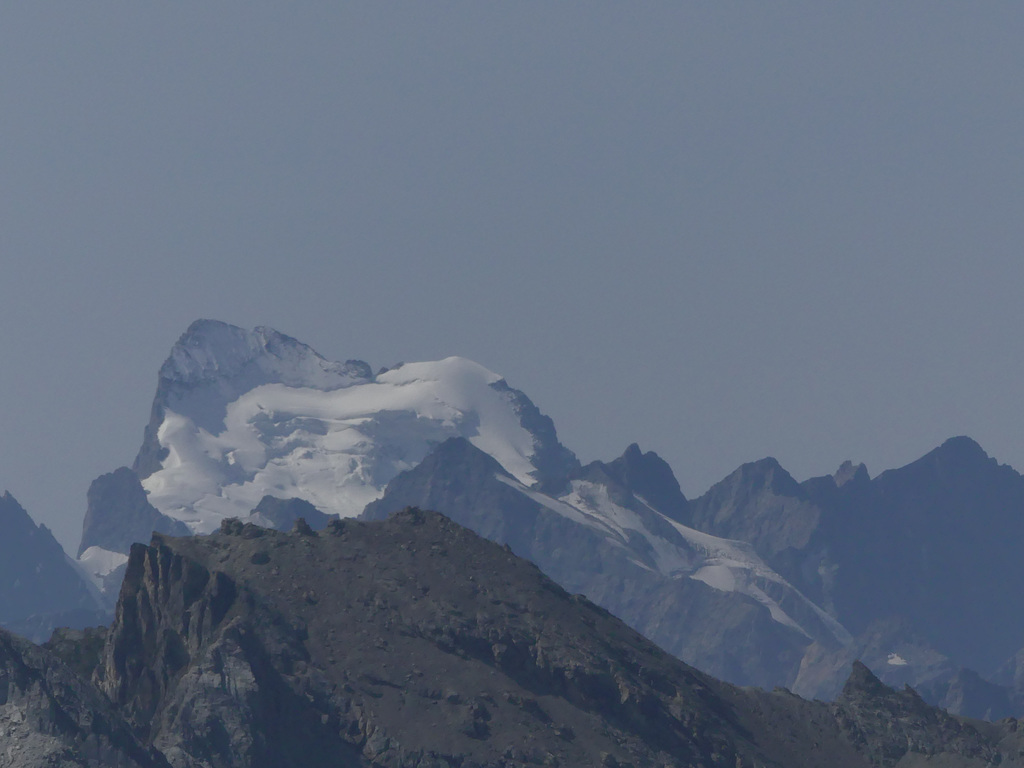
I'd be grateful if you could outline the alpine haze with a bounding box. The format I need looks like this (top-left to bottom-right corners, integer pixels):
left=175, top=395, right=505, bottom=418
left=3, top=5, right=1024, bottom=556
left=2, top=5, right=1023, bottom=763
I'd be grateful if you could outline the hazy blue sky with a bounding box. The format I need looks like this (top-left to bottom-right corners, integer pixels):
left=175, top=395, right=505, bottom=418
left=3, top=4, right=1024, bottom=551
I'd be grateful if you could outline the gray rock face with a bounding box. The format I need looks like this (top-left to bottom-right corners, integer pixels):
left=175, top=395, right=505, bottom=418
left=0, top=626, right=169, bottom=768
left=0, top=492, right=106, bottom=642
left=689, top=457, right=814, bottom=549
left=79, top=467, right=191, bottom=556
left=688, top=457, right=833, bottom=608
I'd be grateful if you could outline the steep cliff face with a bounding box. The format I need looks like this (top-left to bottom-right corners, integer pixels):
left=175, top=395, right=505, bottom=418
left=0, top=627, right=169, bottom=768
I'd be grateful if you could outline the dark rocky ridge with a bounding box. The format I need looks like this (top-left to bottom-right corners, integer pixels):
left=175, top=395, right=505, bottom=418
left=1, top=508, right=1022, bottom=766
left=103, top=509, right=782, bottom=767
left=828, top=661, right=999, bottom=768
left=83, top=510, right=1024, bottom=767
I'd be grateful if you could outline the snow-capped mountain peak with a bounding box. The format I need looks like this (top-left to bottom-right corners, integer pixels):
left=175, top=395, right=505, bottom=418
left=127, top=322, right=577, bottom=537
left=161, top=319, right=373, bottom=393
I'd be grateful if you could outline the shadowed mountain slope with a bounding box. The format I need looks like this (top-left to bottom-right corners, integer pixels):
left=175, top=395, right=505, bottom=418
left=363, top=438, right=847, bottom=689
left=0, top=492, right=107, bottom=642
left=80, top=468, right=191, bottom=557
left=829, top=437, right=1024, bottom=674
left=688, top=438, right=1024, bottom=707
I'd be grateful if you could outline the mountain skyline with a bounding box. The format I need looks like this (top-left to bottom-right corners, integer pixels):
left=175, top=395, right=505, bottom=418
left=8, top=315, right=1022, bottom=558
left=4, top=5, right=1024, bottom=555
left=3, top=317, right=1024, bottom=732
left=44, top=319, right=1024, bottom=718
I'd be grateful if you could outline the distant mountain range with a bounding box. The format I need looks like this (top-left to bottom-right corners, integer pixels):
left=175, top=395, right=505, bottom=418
left=4, top=319, right=1024, bottom=725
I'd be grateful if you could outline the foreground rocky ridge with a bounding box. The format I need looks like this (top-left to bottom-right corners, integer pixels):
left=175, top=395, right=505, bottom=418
left=101, top=509, right=779, bottom=767
left=4, top=510, right=1019, bottom=767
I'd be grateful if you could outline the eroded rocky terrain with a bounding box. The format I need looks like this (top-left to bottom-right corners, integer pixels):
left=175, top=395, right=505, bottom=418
left=4, top=509, right=1022, bottom=767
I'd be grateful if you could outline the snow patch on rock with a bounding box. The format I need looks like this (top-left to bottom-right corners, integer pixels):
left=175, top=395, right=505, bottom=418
left=496, top=473, right=852, bottom=644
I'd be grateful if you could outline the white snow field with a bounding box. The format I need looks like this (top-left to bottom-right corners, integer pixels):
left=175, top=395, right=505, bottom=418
left=143, top=355, right=543, bottom=533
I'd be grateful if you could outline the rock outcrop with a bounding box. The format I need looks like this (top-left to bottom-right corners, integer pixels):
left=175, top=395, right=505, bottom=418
left=0, top=626, right=169, bottom=767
